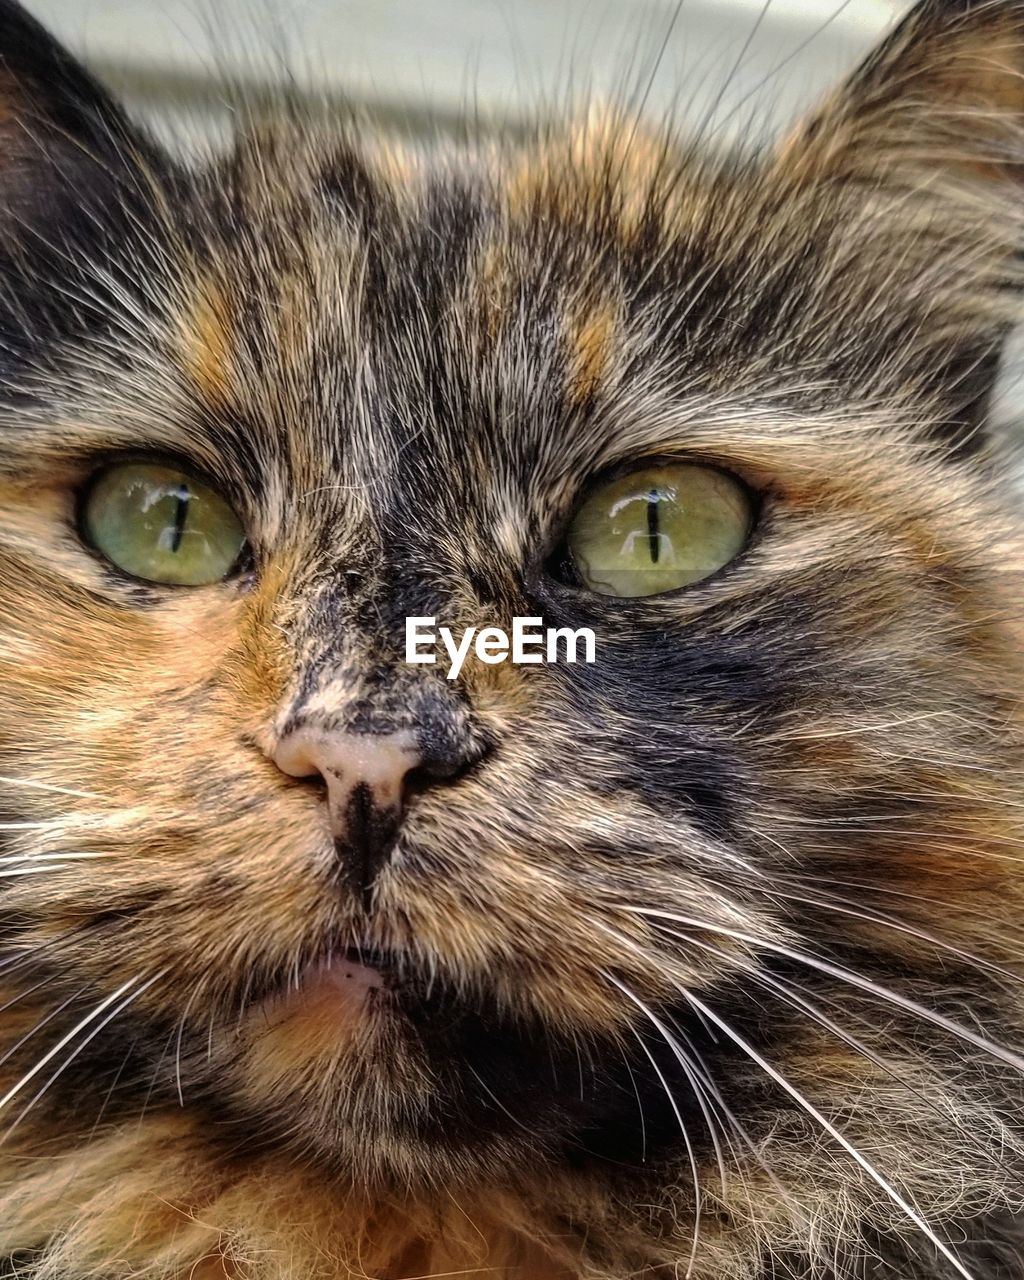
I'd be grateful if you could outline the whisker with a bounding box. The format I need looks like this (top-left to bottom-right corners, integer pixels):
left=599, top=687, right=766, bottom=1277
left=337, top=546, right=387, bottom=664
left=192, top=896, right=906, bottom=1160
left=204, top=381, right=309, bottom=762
left=593, top=920, right=807, bottom=1223
left=173, top=978, right=208, bottom=1109
left=87, top=1038, right=138, bottom=1140
left=0, top=851, right=114, bottom=864
left=0, top=973, right=64, bottom=1020
left=0, top=859, right=115, bottom=879
left=658, top=1008, right=788, bottom=1222
left=676, top=927, right=1019, bottom=1170
left=792, top=875, right=1024, bottom=952
left=0, top=776, right=101, bottom=801
left=462, top=1061, right=549, bottom=1146
left=5, top=974, right=163, bottom=1141
left=0, top=937, right=67, bottom=985
left=604, top=968, right=723, bottom=1190
left=135, top=1026, right=179, bottom=1133
left=0, top=975, right=150, bottom=1112
left=0, top=986, right=89, bottom=1073
left=0, top=867, right=78, bottom=879
left=761, top=883, right=1024, bottom=993
left=616, top=1041, right=648, bottom=1165
left=764, top=820, right=1024, bottom=859
left=682, top=992, right=977, bottom=1280
left=630, top=907, right=1024, bottom=1076
left=601, top=970, right=704, bottom=1278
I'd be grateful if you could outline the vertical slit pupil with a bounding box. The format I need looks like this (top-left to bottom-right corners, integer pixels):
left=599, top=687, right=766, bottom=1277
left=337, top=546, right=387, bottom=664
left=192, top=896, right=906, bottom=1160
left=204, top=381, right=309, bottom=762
left=646, top=489, right=660, bottom=565
left=169, top=483, right=190, bottom=554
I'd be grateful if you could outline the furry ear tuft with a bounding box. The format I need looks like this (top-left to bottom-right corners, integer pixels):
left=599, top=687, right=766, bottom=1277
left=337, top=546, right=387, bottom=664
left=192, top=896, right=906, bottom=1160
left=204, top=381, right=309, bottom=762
left=0, top=0, right=124, bottom=137
left=778, top=0, right=1024, bottom=457
left=781, top=0, right=1024, bottom=183
left=0, top=3, right=177, bottom=369
left=0, top=0, right=160, bottom=223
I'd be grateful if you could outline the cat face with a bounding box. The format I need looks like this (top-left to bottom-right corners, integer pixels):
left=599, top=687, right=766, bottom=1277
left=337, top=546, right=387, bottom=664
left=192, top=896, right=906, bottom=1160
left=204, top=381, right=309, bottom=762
left=2, top=1, right=1024, bottom=1275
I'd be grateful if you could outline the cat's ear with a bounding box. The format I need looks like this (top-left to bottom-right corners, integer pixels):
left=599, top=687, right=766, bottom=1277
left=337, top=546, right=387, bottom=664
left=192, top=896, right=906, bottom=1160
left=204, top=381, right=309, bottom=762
left=0, top=0, right=160, bottom=223
left=777, top=1, right=1024, bottom=455
left=779, top=0, right=1024, bottom=183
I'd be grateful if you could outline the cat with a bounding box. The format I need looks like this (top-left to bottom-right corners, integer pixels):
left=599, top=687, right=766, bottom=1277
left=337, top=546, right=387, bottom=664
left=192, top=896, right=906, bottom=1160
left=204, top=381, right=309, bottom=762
left=1, top=0, right=1024, bottom=1275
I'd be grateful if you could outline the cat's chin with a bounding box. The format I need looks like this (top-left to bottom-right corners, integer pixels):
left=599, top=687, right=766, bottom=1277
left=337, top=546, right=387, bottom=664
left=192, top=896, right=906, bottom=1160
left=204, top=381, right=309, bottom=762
left=206, top=943, right=679, bottom=1187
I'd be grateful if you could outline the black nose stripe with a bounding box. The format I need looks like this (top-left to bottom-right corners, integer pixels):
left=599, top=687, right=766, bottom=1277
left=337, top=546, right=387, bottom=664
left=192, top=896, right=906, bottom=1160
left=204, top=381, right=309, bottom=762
left=335, top=781, right=401, bottom=909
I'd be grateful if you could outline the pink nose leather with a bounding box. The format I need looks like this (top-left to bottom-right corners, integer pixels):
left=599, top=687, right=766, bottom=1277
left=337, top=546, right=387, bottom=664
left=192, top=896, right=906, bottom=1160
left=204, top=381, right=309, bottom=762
left=272, top=728, right=423, bottom=905
left=273, top=728, right=422, bottom=830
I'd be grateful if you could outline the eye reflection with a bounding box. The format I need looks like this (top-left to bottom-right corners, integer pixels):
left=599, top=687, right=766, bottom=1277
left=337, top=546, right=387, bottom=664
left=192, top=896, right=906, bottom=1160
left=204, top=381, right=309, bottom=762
left=566, top=464, right=753, bottom=597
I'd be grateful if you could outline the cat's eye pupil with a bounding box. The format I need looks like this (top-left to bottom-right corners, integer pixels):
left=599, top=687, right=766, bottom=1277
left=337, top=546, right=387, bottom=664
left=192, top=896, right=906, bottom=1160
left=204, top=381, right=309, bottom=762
left=82, top=462, right=246, bottom=587
left=168, top=485, right=190, bottom=553
left=563, top=463, right=753, bottom=598
left=646, top=489, right=661, bottom=564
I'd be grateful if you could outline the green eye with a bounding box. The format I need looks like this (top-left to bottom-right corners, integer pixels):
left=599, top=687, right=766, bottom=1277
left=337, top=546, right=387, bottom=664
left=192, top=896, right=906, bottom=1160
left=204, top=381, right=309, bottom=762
left=82, top=462, right=246, bottom=586
left=565, top=463, right=753, bottom=598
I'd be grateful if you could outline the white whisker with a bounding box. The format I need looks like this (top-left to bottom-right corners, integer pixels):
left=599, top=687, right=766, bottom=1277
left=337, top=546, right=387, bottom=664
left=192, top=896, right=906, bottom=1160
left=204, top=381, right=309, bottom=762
left=658, top=1009, right=790, bottom=1221
left=679, top=928, right=1016, bottom=1168
left=683, top=992, right=977, bottom=1280
left=4, top=975, right=163, bottom=1140
left=593, top=919, right=808, bottom=1222
left=0, top=975, right=151, bottom=1112
left=769, top=883, right=1024, bottom=992
left=630, top=907, right=1024, bottom=1076
left=0, top=852, right=114, bottom=865
left=0, top=863, right=106, bottom=879
left=601, top=970, right=704, bottom=1278
left=0, top=987, right=87, bottom=1071
left=173, top=978, right=210, bottom=1109
left=0, top=776, right=101, bottom=801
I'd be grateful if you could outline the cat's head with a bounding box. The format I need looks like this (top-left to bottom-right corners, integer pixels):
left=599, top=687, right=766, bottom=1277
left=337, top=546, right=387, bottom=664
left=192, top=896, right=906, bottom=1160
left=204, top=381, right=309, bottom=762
left=2, top=0, right=1024, bottom=1272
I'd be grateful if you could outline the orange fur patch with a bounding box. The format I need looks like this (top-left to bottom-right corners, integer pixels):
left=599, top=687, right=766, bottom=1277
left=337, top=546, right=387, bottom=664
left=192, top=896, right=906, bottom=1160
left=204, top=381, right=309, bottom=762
left=567, top=298, right=618, bottom=405
left=180, top=279, right=235, bottom=408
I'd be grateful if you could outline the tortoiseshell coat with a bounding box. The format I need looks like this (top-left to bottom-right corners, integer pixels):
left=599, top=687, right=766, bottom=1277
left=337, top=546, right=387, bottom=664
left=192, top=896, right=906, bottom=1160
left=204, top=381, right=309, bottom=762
left=1, top=1, right=1024, bottom=1276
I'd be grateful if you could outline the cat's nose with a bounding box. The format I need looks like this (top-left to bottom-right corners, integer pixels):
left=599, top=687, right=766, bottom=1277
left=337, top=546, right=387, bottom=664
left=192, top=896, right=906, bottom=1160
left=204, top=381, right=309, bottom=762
left=271, top=727, right=463, bottom=906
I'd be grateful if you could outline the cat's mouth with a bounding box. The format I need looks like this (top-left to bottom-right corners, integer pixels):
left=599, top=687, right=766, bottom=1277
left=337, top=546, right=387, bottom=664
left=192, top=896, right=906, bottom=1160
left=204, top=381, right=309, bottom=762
left=336, top=945, right=393, bottom=976
left=255, top=946, right=393, bottom=1032
left=245, top=938, right=498, bottom=1052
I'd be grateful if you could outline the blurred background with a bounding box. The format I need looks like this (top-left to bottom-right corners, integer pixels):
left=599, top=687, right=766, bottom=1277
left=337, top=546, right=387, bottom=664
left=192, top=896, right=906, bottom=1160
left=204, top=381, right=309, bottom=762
left=18, top=0, right=1024, bottom=440
left=25, top=0, right=901, bottom=143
